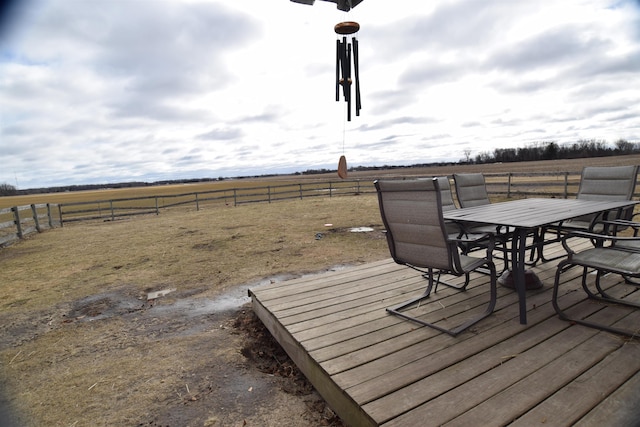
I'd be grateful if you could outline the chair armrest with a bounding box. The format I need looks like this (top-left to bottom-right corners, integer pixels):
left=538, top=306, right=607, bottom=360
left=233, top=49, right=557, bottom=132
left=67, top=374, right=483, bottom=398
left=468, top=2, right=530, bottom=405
left=561, top=229, right=640, bottom=254
left=449, top=232, right=495, bottom=259
left=592, top=218, right=640, bottom=236
left=450, top=232, right=493, bottom=245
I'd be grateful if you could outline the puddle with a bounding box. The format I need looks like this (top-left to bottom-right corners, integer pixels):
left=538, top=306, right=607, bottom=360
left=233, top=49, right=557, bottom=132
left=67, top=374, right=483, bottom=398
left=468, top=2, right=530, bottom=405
left=67, top=265, right=353, bottom=322
left=154, top=265, right=352, bottom=316
left=167, top=265, right=351, bottom=316
left=349, top=227, right=374, bottom=233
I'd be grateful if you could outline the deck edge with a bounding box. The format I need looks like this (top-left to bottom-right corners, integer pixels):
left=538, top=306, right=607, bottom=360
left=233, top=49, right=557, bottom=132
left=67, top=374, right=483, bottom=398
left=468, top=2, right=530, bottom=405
left=249, top=289, right=378, bottom=427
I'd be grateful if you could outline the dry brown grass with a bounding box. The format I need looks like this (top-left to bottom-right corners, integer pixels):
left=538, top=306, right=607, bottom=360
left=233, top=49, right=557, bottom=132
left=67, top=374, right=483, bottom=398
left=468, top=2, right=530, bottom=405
left=0, top=194, right=387, bottom=426
left=0, top=179, right=305, bottom=210
left=4, top=153, right=640, bottom=210
left=1, top=195, right=386, bottom=315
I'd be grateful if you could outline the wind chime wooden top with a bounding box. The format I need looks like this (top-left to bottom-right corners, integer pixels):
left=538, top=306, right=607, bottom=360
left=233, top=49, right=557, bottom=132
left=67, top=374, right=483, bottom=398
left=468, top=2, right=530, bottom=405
left=334, top=21, right=360, bottom=34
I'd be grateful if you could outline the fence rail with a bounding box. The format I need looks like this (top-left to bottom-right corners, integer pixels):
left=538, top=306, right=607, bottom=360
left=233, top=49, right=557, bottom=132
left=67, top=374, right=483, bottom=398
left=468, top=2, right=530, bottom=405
left=2, top=170, right=636, bottom=246
left=56, top=179, right=370, bottom=224
left=0, top=203, right=59, bottom=247
left=55, top=172, right=593, bottom=224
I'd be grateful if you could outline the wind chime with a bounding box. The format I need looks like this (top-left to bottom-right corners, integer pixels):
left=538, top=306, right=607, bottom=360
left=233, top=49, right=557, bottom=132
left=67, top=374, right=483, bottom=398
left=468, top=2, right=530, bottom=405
left=334, top=20, right=361, bottom=179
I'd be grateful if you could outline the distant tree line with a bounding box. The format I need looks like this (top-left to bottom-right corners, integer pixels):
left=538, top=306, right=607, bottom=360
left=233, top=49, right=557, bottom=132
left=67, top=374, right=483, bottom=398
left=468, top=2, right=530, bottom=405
left=472, top=139, right=639, bottom=164
left=3, top=139, right=638, bottom=196
left=2, top=178, right=223, bottom=196
left=0, top=183, right=17, bottom=196
left=299, top=161, right=460, bottom=176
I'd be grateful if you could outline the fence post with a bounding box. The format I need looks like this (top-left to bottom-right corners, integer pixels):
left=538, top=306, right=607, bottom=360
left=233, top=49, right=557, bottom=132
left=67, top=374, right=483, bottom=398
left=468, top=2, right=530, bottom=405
left=195, top=193, right=200, bottom=211
left=110, top=200, right=115, bottom=221
left=31, top=204, right=41, bottom=232
left=12, top=206, right=23, bottom=239
left=58, top=204, right=64, bottom=227
left=564, top=172, right=569, bottom=199
left=234, top=189, right=237, bottom=206
left=299, top=184, right=303, bottom=200
left=47, top=203, right=54, bottom=228
left=507, top=173, right=512, bottom=198
left=155, top=197, right=159, bottom=215
left=329, top=182, right=333, bottom=198
left=357, top=180, right=361, bottom=194
left=268, top=186, right=271, bottom=203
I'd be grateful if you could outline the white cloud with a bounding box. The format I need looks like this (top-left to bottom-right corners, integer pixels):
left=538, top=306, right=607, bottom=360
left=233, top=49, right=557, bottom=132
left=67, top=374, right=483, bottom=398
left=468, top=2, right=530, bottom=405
left=1, top=0, right=640, bottom=188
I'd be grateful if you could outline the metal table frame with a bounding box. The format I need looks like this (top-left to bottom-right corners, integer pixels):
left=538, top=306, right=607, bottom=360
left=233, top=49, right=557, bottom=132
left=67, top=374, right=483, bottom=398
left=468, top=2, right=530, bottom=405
left=443, top=198, right=638, bottom=325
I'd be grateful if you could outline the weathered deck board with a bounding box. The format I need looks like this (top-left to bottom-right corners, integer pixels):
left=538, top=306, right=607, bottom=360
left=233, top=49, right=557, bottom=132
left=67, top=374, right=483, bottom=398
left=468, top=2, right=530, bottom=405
left=249, top=237, right=640, bottom=426
left=576, top=363, right=640, bottom=426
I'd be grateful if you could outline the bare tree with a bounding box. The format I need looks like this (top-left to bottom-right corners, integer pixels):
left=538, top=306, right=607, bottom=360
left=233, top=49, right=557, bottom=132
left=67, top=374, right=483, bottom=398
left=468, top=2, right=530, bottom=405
left=463, top=149, right=472, bottom=163
left=615, top=139, right=635, bottom=153
left=0, top=183, right=17, bottom=196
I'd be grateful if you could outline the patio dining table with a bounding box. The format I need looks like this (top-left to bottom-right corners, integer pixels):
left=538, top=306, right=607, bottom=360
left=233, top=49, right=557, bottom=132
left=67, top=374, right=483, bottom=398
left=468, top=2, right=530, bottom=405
left=443, top=197, right=638, bottom=325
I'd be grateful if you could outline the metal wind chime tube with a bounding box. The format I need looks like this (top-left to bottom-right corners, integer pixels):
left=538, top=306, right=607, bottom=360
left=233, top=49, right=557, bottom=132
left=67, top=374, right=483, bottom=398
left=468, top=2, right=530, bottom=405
left=335, top=21, right=361, bottom=121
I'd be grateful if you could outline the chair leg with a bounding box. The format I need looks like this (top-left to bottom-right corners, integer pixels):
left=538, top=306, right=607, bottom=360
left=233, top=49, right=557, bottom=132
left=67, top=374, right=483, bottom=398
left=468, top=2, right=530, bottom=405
left=586, top=270, right=640, bottom=309
left=539, top=227, right=566, bottom=263
left=422, top=271, right=470, bottom=291
left=552, top=262, right=640, bottom=338
left=388, top=262, right=497, bottom=337
left=526, top=228, right=544, bottom=266
left=499, top=238, right=510, bottom=273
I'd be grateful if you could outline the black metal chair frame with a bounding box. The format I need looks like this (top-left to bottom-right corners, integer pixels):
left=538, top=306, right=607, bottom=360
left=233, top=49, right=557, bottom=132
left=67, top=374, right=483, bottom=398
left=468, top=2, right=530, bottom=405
left=453, top=173, right=541, bottom=269
left=434, top=176, right=498, bottom=290
left=593, top=217, right=640, bottom=285
left=375, top=178, right=498, bottom=337
left=552, top=230, right=640, bottom=338
left=540, top=165, right=639, bottom=263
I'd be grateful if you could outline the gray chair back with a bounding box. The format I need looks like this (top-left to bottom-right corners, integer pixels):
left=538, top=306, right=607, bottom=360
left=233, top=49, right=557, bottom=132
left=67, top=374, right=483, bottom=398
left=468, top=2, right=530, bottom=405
left=435, top=176, right=457, bottom=212
left=453, top=173, right=491, bottom=208
left=375, top=178, right=454, bottom=272
left=577, top=165, right=638, bottom=201
left=436, top=176, right=465, bottom=237
left=576, top=165, right=638, bottom=223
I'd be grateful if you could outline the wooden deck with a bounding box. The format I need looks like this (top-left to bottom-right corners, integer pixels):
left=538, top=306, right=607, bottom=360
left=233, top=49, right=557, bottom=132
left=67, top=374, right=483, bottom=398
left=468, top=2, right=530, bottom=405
left=249, top=238, right=640, bottom=426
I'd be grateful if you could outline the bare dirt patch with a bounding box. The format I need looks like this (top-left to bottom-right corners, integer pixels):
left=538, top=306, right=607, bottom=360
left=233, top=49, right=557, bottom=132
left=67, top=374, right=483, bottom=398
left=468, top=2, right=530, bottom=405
left=0, top=282, right=347, bottom=427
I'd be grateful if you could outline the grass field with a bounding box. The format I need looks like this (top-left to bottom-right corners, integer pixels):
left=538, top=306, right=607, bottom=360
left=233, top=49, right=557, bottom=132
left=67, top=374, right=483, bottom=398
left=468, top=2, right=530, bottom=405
left=0, top=194, right=388, bottom=426
left=0, top=179, right=307, bottom=210
left=2, top=155, right=640, bottom=426
left=2, top=154, right=640, bottom=210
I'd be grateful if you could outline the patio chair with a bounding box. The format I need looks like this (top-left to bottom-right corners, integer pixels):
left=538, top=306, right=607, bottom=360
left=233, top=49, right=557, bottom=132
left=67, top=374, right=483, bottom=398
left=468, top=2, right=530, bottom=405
left=540, top=165, right=639, bottom=261
left=587, top=217, right=640, bottom=284
left=453, top=173, right=491, bottom=208
left=434, top=175, right=489, bottom=290
left=453, top=173, right=540, bottom=268
left=552, top=230, right=640, bottom=338
left=436, top=176, right=457, bottom=212
left=438, top=175, right=510, bottom=272
left=437, top=175, right=474, bottom=238
left=375, top=178, right=498, bottom=336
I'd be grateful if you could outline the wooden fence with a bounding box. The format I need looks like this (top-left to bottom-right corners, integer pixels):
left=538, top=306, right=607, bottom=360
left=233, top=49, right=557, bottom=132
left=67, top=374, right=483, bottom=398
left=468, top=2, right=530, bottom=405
left=1, top=170, right=635, bottom=246
left=0, top=203, right=59, bottom=247
left=56, top=179, right=371, bottom=224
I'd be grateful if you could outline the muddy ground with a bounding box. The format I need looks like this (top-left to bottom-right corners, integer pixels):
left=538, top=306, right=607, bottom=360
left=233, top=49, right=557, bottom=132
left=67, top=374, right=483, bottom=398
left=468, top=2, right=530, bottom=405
left=0, top=195, right=392, bottom=427
left=0, top=281, right=347, bottom=427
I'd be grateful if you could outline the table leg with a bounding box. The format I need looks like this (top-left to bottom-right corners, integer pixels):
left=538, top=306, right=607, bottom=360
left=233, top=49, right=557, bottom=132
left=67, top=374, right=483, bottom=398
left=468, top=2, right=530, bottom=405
left=512, top=228, right=529, bottom=324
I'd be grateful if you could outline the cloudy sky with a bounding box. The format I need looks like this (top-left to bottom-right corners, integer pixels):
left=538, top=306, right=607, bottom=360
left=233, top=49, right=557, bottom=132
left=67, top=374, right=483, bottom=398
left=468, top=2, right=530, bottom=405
left=1, top=0, right=640, bottom=189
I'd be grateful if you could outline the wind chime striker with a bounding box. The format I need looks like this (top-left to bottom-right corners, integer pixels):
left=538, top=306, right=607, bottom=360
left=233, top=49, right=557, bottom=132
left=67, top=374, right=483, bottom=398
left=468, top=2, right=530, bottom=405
left=335, top=21, right=361, bottom=179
